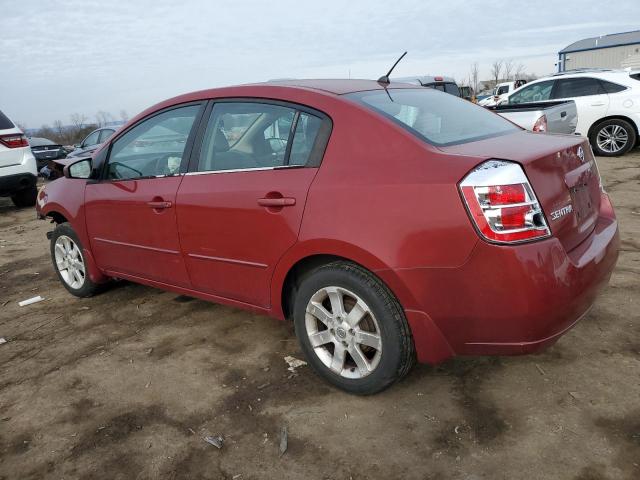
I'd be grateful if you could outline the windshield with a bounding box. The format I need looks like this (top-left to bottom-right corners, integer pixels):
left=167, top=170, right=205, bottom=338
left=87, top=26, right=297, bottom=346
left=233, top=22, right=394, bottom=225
left=346, top=88, right=518, bottom=146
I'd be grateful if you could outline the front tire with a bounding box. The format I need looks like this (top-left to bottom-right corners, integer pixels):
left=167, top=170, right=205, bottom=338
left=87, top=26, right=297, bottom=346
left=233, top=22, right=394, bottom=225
left=293, top=261, right=415, bottom=395
left=590, top=119, right=636, bottom=157
left=11, top=185, right=37, bottom=208
left=50, top=223, right=101, bottom=297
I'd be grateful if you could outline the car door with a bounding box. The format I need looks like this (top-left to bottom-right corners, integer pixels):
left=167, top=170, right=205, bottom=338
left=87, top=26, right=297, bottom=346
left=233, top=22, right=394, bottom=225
left=551, top=77, right=609, bottom=136
left=176, top=100, right=331, bottom=307
left=84, top=103, right=204, bottom=286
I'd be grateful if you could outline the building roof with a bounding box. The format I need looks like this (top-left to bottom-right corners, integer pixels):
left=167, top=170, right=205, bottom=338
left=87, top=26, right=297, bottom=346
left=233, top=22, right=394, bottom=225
left=560, top=30, right=640, bottom=54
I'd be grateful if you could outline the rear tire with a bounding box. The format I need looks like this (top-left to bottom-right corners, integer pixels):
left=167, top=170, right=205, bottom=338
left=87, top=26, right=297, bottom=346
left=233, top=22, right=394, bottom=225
left=11, top=185, right=37, bottom=208
left=50, top=223, right=101, bottom=297
left=293, top=261, right=415, bottom=395
left=589, top=119, right=636, bottom=157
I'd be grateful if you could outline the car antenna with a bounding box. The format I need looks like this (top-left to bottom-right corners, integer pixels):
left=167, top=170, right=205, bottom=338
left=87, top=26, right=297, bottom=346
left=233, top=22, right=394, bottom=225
left=377, top=51, right=407, bottom=84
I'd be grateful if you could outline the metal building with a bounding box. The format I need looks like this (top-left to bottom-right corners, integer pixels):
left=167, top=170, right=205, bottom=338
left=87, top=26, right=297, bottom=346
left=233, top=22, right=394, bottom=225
left=558, top=30, right=640, bottom=72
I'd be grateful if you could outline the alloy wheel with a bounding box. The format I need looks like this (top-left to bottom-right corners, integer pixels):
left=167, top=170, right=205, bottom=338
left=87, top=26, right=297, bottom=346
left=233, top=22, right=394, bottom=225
left=596, top=124, right=629, bottom=154
left=305, top=286, right=382, bottom=379
left=54, top=235, right=86, bottom=289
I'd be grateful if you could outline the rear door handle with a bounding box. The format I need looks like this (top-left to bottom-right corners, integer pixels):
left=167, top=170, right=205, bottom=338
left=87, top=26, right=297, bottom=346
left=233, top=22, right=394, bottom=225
left=147, top=200, right=172, bottom=209
left=258, top=197, right=296, bottom=207
left=591, top=102, right=605, bottom=106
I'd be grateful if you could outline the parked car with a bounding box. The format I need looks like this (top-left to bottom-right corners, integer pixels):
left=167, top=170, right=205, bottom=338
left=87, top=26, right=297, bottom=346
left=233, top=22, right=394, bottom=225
left=394, top=75, right=461, bottom=97
left=0, top=109, right=38, bottom=207
left=478, top=80, right=528, bottom=107
left=36, top=80, right=619, bottom=394
left=487, top=100, right=577, bottom=134
left=66, top=127, right=117, bottom=158
left=28, top=137, right=67, bottom=169
left=505, top=69, right=640, bottom=156
left=475, top=89, right=493, bottom=103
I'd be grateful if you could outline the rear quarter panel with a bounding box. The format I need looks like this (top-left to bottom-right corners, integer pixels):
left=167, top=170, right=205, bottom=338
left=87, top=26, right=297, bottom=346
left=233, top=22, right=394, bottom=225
left=289, top=100, right=482, bottom=310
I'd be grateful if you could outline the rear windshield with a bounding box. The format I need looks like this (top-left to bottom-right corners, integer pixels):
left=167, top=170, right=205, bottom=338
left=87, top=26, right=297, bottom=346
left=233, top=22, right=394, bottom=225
left=346, top=88, right=518, bottom=146
left=0, top=110, right=15, bottom=130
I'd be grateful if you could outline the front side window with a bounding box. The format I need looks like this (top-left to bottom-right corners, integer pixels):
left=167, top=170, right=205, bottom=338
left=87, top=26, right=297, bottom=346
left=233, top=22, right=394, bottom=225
left=347, top=88, right=518, bottom=146
left=197, top=102, right=324, bottom=172
left=106, top=104, right=199, bottom=180
left=552, top=77, right=604, bottom=98
left=445, top=83, right=461, bottom=96
left=83, top=131, right=100, bottom=147
left=508, top=80, right=554, bottom=104
left=496, top=85, right=510, bottom=95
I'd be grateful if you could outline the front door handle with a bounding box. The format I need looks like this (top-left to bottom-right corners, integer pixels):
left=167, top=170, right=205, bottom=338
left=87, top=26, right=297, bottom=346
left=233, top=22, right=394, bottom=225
left=258, top=197, right=296, bottom=207
left=591, top=102, right=605, bottom=106
left=147, top=200, right=173, bottom=209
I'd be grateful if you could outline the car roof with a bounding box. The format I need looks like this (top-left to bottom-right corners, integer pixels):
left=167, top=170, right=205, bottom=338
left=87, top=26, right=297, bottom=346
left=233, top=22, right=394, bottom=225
left=255, top=78, right=424, bottom=95
left=530, top=69, right=637, bottom=86
left=392, top=75, right=457, bottom=85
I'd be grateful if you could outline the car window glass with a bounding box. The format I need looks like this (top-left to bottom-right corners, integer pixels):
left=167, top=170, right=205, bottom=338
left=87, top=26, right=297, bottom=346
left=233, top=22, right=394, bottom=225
left=0, top=110, right=14, bottom=129
left=348, top=88, right=518, bottom=146
left=197, top=102, right=296, bottom=172
left=99, top=129, right=115, bottom=143
left=289, top=113, right=323, bottom=166
left=445, top=83, right=460, bottom=96
left=599, top=80, right=626, bottom=93
left=106, top=105, right=199, bottom=180
left=508, top=80, right=554, bottom=104
left=552, top=77, right=604, bottom=98
left=83, top=131, right=100, bottom=147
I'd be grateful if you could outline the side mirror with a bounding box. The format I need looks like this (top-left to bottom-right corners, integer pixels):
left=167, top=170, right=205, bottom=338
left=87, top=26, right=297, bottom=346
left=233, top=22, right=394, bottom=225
left=64, top=158, right=92, bottom=179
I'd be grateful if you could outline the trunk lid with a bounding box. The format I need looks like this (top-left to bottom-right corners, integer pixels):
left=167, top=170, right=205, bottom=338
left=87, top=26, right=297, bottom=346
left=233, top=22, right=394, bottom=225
left=443, top=130, right=601, bottom=252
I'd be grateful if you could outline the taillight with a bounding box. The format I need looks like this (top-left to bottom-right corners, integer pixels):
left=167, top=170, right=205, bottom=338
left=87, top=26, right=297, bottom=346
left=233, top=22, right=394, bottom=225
left=459, top=160, right=550, bottom=244
left=0, top=134, right=29, bottom=148
left=532, top=115, right=548, bottom=132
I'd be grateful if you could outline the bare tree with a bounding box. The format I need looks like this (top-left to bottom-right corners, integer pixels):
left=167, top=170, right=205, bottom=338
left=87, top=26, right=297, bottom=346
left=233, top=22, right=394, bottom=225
left=503, top=59, right=514, bottom=81
left=490, top=60, right=503, bottom=86
left=70, top=113, right=87, bottom=130
left=514, top=63, right=526, bottom=80
left=95, top=111, right=112, bottom=128
left=119, top=110, right=129, bottom=123
left=470, top=62, right=480, bottom=94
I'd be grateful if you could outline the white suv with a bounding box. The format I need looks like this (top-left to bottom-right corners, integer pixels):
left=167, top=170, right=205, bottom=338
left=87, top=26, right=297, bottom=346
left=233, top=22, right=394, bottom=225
left=505, top=69, right=640, bottom=156
left=0, top=109, right=38, bottom=207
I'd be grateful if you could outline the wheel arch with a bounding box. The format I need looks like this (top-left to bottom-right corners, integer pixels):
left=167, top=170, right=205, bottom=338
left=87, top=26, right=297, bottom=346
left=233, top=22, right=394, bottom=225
left=587, top=115, right=640, bottom=143
left=271, top=240, right=419, bottom=322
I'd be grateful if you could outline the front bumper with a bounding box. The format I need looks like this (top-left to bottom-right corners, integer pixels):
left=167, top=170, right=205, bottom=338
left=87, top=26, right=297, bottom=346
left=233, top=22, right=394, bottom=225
left=392, top=193, right=619, bottom=361
left=0, top=172, right=37, bottom=196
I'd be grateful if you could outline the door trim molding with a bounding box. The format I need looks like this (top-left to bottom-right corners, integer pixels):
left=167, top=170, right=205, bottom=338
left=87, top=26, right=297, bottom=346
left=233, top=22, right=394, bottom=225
left=94, top=237, right=181, bottom=255
left=187, top=252, right=268, bottom=269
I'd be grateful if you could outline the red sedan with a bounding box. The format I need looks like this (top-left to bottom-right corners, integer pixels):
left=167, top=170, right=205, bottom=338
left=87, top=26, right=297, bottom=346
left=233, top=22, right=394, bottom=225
left=36, top=80, right=619, bottom=394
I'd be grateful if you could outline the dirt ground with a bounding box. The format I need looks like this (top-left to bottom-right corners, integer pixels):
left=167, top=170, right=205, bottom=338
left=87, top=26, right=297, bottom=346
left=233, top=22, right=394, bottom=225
left=0, top=151, right=638, bottom=480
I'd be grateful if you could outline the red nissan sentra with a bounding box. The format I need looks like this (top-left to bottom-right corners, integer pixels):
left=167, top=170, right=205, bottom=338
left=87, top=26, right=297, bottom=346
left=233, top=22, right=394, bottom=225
left=36, top=80, right=619, bottom=394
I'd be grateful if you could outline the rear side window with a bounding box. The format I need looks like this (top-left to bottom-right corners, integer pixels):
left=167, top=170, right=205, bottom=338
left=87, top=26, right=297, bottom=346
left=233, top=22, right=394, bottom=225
left=508, top=80, right=554, bottom=104
left=552, top=77, right=604, bottom=98
left=99, top=129, right=115, bottom=143
left=599, top=80, right=627, bottom=93
left=347, top=89, right=518, bottom=146
left=0, top=110, right=15, bottom=130
left=445, top=83, right=460, bottom=96
left=197, top=102, right=326, bottom=172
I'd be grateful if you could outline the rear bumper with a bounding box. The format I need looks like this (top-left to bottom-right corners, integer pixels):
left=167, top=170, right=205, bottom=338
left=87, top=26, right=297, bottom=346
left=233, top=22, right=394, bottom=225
left=0, top=172, right=37, bottom=196
left=391, top=193, right=619, bottom=362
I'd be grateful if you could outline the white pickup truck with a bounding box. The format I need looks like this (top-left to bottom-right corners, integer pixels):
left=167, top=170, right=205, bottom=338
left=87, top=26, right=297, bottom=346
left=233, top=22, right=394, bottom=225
left=486, top=100, right=578, bottom=134
left=478, top=80, right=528, bottom=107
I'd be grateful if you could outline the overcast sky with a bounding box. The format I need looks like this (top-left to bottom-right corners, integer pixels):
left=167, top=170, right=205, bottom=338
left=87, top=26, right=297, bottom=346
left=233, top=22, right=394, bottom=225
left=2, top=0, right=639, bottom=127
